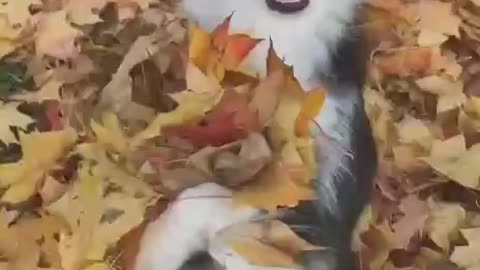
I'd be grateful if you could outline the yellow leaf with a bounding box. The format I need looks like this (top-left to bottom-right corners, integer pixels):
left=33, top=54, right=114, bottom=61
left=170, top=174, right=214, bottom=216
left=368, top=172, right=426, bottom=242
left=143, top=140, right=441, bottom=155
left=422, top=143, right=480, bottom=189
left=450, top=228, right=480, bottom=268
left=81, top=263, right=112, bottom=270
left=186, top=62, right=222, bottom=94
left=425, top=202, right=466, bottom=251
left=0, top=129, right=77, bottom=203
left=1, top=169, right=43, bottom=203
left=91, top=112, right=129, bottom=154
left=12, top=78, right=62, bottom=102
left=0, top=101, right=34, bottom=144
left=248, top=70, right=284, bottom=126
left=65, top=0, right=106, bottom=25
left=280, top=142, right=311, bottom=184
left=229, top=237, right=299, bottom=268
left=0, top=0, right=41, bottom=27
left=471, top=97, right=480, bottom=119
left=20, top=128, right=78, bottom=166
left=295, top=88, right=326, bottom=137
left=266, top=220, right=319, bottom=256
left=131, top=89, right=223, bottom=149
left=189, top=23, right=212, bottom=71
left=268, top=89, right=304, bottom=151
left=52, top=165, right=103, bottom=270
left=233, top=162, right=314, bottom=210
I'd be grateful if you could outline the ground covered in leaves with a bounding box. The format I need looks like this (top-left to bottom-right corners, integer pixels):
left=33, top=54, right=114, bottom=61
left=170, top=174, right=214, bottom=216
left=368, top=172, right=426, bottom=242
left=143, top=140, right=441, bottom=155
left=0, top=0, right=480, bottom=270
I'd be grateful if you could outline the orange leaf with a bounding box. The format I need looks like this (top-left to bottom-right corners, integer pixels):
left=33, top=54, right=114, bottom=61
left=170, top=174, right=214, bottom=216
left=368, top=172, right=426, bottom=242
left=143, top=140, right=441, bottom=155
left=374, top=47, right=432, bottom=77
left=222, top=34, right=262, bottom=70
left=295, top=88, right=326, bottom=137
left=211, top=13, right=234, bottom=52
left=265, top=40, right=303, bottom=94
left=266, top=39, right=285, bottom=75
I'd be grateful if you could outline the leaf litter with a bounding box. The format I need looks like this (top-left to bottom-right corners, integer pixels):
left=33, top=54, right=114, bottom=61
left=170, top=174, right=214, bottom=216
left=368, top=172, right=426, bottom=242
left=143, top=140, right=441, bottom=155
left=1, top=0, right=480, bottom=270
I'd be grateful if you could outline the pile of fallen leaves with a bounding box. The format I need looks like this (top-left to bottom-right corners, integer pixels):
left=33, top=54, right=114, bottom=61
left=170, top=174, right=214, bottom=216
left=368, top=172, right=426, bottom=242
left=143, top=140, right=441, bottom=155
left=3, top=0, right=480, bottom=270
left=0, top=1, right=326, bottom=270
left=357, top=0, right=480, bottom=269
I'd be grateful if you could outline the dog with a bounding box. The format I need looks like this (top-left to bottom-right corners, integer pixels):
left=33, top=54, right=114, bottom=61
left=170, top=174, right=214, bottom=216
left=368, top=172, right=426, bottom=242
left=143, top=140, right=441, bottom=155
left=136, top=1, right=378, bottom=269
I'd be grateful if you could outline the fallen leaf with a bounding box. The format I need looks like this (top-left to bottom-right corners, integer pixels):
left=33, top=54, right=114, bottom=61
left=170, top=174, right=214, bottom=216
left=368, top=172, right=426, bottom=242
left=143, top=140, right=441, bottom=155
left=425, top=202, right=466, bottom=251
left=392, top=194, right=428, bottom=249
left=450, top=228, right=480, bottom=268
left=248, top=70, right=284, bottom=126
left=35, top=11, right=83, bottom=59
left=228, top=238, right=298, bottom=268
left=233, top=162, right=314, bottom=210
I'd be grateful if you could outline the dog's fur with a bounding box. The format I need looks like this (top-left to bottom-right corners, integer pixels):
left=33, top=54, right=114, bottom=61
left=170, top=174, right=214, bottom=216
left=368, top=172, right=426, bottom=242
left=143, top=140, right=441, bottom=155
left=180, top=1, right=377, bottom=269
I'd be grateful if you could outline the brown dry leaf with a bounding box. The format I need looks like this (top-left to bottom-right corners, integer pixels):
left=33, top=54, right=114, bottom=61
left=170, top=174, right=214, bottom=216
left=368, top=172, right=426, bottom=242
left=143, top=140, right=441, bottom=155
left=232, top=161, right=314, bottom=210
left=215, top=132, right=272, bottom=186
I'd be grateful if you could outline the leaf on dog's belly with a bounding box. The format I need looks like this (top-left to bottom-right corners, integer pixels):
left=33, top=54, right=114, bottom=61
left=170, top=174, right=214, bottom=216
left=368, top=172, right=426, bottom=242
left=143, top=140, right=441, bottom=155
left=228, top=237, right=299, bottom=268
left=232, top=162, right=314, bottom=210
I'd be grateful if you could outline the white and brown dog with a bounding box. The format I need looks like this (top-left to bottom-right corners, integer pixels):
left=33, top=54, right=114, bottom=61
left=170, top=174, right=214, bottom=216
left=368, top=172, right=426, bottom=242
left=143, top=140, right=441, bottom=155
left=135, top=1, right=377, bottom=269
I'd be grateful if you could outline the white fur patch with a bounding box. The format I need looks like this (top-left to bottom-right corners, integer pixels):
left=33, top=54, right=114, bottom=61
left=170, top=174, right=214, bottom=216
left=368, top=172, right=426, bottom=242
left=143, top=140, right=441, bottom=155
left=181, top=0, right=358, bottom=91
left=134, top=183, right=292, bottom=270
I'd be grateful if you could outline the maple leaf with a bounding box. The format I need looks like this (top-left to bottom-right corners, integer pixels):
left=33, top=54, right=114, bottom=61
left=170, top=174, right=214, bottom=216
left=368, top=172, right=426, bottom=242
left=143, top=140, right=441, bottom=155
left=425, top=202, right=466, bottom=251
left=295, top=89, right=326, bottom=137
left=232, top=161, right=314, bottom=210
left=221, top=219, right=319, bottom=266
left=422, top=142, right=480, bottom=189
left=90, top=112, right=129, bottom=154
left=450, top=228, right=480, bottom=269
left=164, top=89, right=260, bottom=147
left=188, top=15, right=261, bottom=75
left=222, top=34, right=262, bottom=70
left=373, top=47, right=433, bottom=77
left=228, top=238, right=299, bottom=268
left=248, top=70, right=284, bottom=127
left=0, top=128, right=77, bottom=203
left=359, top=223, right=396, bottom=270
left=0, top=101, right=34, bottom=144
left=12, top=78, right=62, bottom=103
